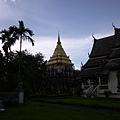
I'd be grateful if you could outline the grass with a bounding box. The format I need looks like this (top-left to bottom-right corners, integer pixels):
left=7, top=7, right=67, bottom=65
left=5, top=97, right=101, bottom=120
left=0, top=98, right=120, bottom=120
left=35, top=97, right=120, bottom=110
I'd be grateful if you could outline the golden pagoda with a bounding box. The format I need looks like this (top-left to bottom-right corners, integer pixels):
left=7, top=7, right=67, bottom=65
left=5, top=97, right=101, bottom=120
left=46, top=33, right=74, bottom=93
left=46, top=33, right=73, bottom=66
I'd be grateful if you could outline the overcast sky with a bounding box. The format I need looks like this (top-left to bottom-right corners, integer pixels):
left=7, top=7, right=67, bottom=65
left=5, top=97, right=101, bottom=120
left=0, top=0, right=120, bottom=69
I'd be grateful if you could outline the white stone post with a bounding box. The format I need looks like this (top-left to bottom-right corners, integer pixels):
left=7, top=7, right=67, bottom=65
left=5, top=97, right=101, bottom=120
left=19, top=91, right=24, bottom=104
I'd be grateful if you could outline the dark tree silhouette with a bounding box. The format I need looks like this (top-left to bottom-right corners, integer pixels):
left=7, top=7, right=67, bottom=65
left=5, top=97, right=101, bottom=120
left=15, top=21, right=34, bottom=90
left=0, top=26, right=18, bottom=58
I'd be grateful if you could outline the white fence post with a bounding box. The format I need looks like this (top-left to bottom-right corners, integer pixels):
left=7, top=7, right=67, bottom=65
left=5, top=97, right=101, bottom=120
left=19, top=91, right=24, bottom=104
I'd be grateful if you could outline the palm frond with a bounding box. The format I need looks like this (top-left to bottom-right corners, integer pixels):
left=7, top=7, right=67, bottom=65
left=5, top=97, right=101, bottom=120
left=0, top=29, right=9, bottom=43
left=19, top=21, right=25, bottom=32
left=24, top=28, right=34, bottom=36
left=27, top=36, right=35, bottom=46
left=0, top=26, right=18, bottom=54
left=0, top=29, right=8, bottom=34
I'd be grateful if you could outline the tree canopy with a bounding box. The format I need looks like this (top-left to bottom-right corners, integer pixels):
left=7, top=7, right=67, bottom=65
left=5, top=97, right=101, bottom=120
left=0, top=21, right=47, bottom=96
left=0, top=50, right=46, bottom=95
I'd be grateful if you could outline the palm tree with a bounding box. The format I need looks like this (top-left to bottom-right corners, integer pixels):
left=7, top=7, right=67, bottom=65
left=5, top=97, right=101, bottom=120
left=0, top=26, right=18, bottom=58
left=0, top=26, right=18, bottom=88
left=15, top=21, right=34, bottom=90
left=16, top=21, right=34, bottom=55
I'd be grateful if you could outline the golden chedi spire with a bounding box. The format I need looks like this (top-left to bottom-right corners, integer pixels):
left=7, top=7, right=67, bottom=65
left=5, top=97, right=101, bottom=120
left=46, top=32, right=73, bottom=66
left=58, top=31, right=61, bottom=44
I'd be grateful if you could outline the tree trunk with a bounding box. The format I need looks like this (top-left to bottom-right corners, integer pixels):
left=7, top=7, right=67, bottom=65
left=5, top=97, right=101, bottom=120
left=18, top=35, right=23, bottom=91
left=20, top=35, right=22, bottom=55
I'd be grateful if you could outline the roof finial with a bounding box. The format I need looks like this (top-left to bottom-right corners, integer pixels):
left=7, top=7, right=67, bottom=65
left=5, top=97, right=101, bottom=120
left=58, top=31, right=61, bottom=44
left=112, top=22, right=116, bottom=28
left=81, top=62, right=83, bottom=67
left=88, top=52, right=90, bottom=57
left=92, top=33, right=96, bottom=40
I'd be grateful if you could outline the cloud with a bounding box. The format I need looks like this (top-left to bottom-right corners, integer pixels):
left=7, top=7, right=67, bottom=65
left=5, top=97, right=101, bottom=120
left=10, top=0, right=16, bottom=2
left=0, top=32, right=113, bottom=70
left=0, top=0, right=23, bottom=23
left=2, top=0, right=17, bottom=3
left=0, top=35, right=93, bottom=69
left=0, top=1, right=11, bottom=20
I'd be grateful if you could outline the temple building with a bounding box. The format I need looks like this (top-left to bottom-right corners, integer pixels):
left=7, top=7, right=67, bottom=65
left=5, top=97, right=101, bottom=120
left=46, top=33, right=74, bottom=93
left=80, top=25, right=120, bottom=97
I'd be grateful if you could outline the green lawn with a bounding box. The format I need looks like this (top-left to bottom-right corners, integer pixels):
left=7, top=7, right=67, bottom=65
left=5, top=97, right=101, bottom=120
left=40, top=97, right=120, bottom=110
left=0, top=100, right=120, bottom=120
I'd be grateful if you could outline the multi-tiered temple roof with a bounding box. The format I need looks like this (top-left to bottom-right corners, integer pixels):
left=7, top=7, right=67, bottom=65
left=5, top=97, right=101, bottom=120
left=105, top=27, right=120, bottom=68
left=46, top=33, right=73, bottom=66
left=80, top=26, right=120, bottom=78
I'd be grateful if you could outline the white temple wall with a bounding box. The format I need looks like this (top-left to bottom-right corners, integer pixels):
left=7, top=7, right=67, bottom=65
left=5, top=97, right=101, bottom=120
left=108, top=70, right=118, bottom=93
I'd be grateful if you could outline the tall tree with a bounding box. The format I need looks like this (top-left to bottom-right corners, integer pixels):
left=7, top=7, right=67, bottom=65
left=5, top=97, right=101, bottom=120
left=15, top=21, right=34, bottom=90
left=0, top=26, right=18, bottom=86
